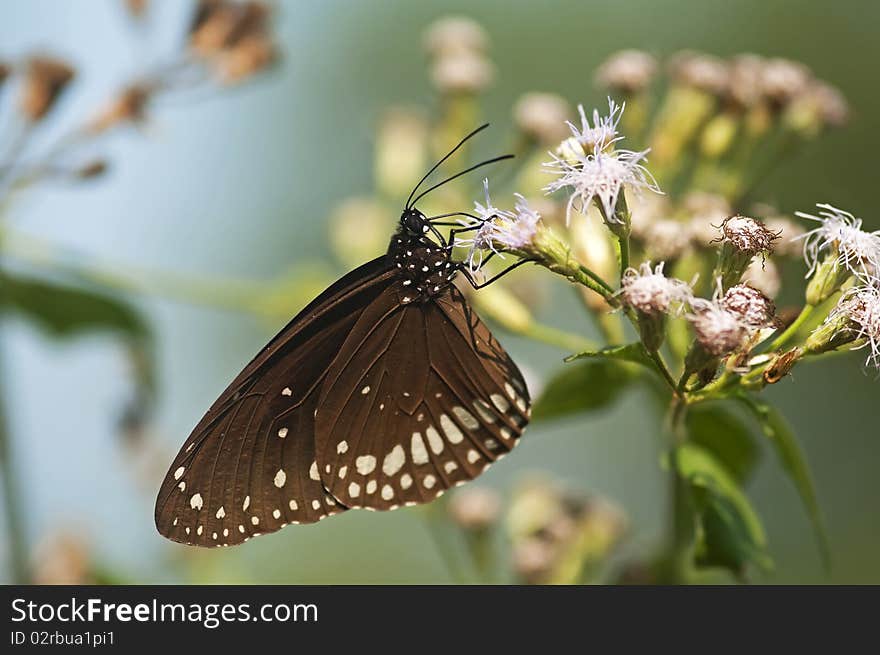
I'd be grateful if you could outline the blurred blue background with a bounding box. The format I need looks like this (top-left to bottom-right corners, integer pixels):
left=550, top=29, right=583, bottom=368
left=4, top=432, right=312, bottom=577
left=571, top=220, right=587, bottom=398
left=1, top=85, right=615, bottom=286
left=1, top=0, right=878, bottom=583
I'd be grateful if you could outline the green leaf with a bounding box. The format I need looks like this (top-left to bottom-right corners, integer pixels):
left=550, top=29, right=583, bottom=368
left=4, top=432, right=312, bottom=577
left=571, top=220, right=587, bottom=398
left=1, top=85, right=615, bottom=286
left=531, top=359, right=635, bottom=421
left=685, top=402, right=760, bottom=483
left=675, top=443, right=772, bottom=576
left=736, top=394, right=831, bottom=571
left=3, top=274, right=148, bottom=339
left=564, top=342, right=654, bottom=368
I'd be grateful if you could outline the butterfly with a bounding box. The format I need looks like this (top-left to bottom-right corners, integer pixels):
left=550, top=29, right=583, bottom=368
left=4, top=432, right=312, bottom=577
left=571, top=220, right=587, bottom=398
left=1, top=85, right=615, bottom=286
left=155, top=125, right=532, bottom=546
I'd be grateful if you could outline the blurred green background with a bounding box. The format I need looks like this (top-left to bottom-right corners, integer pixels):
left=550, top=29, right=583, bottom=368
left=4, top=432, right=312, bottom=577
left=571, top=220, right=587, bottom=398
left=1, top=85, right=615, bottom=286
left=1, top=0, right=878, bottom=584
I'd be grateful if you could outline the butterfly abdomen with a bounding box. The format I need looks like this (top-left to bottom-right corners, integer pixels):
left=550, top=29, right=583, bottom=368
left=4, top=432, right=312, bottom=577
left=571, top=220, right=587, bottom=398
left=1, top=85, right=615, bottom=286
left=388, top=228, right=456, bottom=302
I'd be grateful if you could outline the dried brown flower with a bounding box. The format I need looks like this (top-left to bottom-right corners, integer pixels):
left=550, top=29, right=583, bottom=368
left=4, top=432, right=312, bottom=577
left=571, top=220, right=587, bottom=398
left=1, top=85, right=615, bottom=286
left=19, top=55, right=76, bottom=121
left=87, top=83, right=154, bottom=133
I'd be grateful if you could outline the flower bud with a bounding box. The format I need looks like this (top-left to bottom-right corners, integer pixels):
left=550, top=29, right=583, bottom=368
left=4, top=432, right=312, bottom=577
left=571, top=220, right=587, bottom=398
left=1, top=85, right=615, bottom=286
left=595, top=49, right=658, bottom=94
left=642, top=219, right=692, bottom=263
left=687, top=298, right=748, bottom=367
left=423, top=16, right=488, bottom=57
left=621, top=262, right=692, bottom=351
left=713, top=215, right=778, bottom=290
left=190, top=1, right=269, bottom=57
left=430, top=51, right=493, bottom=95
left=760, top=57, right=812, bottom=109
left=727, top=54, right=766, bottom=108
left=329, top=197, right=392, bottom=267
left=742, top=256, right=781, bottom=299
left=19, top=55, right=75, bottom=121
left=721, top=283, right=776, bottom=328
left=804, top=285, right=880, bottom=367
left=448, top=487, right=501, bottom=532
left=805, top=251, right=852, bottom=306
left=668, top=51, right=729, bottom=96
left=513, top=92, right=571, bottom=145
left=216, top=32, right=278, bottom=84
left=87, top=83, right=153, bottom=133
left=375, top=107, right=428, bottom=199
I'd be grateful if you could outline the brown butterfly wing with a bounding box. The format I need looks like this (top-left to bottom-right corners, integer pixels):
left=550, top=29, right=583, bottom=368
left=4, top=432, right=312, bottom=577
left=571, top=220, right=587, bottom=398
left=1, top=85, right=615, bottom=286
left=154, top=257, right=395, bottom=546
left=314, top=283, right=530, bottom=511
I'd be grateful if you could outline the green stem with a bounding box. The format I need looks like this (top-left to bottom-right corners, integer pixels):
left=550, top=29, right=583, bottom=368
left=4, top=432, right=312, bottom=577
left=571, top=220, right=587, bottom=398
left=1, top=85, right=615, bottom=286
left=0, top=278, right=30, bottom=583
left=616, top=234, right=630, bottom=283
left=767, top=304, right=815, bottom=353
left=523, top=322, right=596, bottom=354
left=647, top=349, right=678, bottom=394
left=422, top=505, right=468, bottom=584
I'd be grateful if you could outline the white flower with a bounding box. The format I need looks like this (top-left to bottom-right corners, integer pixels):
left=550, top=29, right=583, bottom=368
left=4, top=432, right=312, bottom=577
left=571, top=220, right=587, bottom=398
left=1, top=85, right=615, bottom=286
left=471, top=177, right=510, bottom=224
left=544, top=146, right=660, bottom=225
left=830, top=284, right=880, bottom=369
left=566, top=97, right=624, bottom=153
left=620, top=262, right=692, bottom=315
left=458, top=183, right=541, bottom=272
left=796, top=204, right=880, bottom=281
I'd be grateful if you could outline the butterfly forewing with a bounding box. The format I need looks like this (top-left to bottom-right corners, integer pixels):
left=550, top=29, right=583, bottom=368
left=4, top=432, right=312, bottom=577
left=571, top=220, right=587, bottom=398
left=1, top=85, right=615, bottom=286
left=155, top=257, right=395, bottom=546
left=314, top=283, right=530, bottom=511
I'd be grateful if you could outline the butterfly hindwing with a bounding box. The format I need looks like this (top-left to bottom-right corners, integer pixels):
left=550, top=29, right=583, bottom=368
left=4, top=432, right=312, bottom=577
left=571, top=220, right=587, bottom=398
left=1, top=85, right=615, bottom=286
left=154, top=257, right=395, bottom=546
left=314, top=283, right=530, bottom=510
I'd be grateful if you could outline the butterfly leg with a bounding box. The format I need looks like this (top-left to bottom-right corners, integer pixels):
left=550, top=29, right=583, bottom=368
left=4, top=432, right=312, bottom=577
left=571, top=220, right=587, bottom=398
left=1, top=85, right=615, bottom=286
left=458, top=258, right=534, bottom=289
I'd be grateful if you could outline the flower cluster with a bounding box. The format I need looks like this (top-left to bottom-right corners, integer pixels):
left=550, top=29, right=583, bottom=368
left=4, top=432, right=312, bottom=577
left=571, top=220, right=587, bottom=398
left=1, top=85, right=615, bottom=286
left=543, top=101, right=661, bottom=229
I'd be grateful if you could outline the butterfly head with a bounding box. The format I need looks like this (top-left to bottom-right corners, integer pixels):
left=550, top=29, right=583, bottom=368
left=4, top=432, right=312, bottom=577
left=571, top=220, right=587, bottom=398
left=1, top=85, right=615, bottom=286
left=399, top=207, right=429, bottom=236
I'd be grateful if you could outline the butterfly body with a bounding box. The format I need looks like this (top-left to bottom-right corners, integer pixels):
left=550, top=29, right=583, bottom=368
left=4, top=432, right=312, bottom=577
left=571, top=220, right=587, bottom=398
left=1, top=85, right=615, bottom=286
left=156, top=127, right=530, bottom=547
left=388, top=209, right=457, bottom=302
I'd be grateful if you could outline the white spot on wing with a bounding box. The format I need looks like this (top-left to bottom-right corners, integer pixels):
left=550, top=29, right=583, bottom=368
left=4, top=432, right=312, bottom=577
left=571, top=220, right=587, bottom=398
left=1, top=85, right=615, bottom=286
left=491, top=393, right=510, bottom=413
left=289, top=499, right=298, bottom=511
left=381, top=484, right=394, bottom=500
left=309, top=461, right=320, bottom=481
left=242, top=495, right=250, bottom=511
left=190, top=493, right=203, bottom=510
left=425, top=426, right=444, bottom=454
left=366, top=480, right=377, bottom=494
left=423, top=475, right=436, bottom=489
left=274, top=469, right=287, bottom=488
left=383, top=445, right=406, bottom=476
left=440, top=414, right=464, bottom=444
left=411, top=432, right=429, bottom=464
left=361, top=385, right=371, bottom=395
left=356, top=455, right=377, bottom=475
left=452, top=406, right=480, bottom=430
left=337, top=440, right=348, bottom=454
left=174, top=466, right=185, bottom=480
left=400, top=473, right=413, bottom=490
left=215, top=506, right=225, bottom=519
left=473, top=399, right=496, bottom=423
left=277, top=427, right=288, bottom=439
left=444, top=461, right=458, bottom=474
left=282, top=387, right=292, bottom=396
left=348, top=482, right=360, bottom=497
left=467, top=449, right=480, bottom=464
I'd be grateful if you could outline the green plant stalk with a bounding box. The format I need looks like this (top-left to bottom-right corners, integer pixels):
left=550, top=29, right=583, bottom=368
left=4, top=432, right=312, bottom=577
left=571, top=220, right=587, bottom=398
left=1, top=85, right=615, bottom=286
left=422, top=504, right=468, bottom=584
left=767, top=304, right=815, bottom=352
left=522, top=322, right=596, bottom=354
left=0, top=279, right=29, bottom=584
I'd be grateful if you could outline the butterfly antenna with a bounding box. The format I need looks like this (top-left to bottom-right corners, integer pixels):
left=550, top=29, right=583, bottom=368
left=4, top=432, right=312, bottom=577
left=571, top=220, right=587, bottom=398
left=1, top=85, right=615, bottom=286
left=406, top=123, right=491, bottom=209
left=408, top=153, right=514, bottom=209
